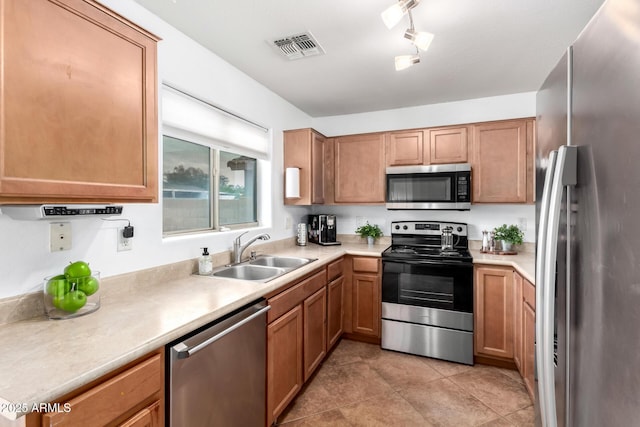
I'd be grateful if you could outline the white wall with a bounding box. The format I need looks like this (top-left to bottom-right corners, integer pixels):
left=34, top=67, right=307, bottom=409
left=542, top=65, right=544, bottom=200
left=310, top=91, right=538, bottom=244
left=0, top=0, right=312, bottom=299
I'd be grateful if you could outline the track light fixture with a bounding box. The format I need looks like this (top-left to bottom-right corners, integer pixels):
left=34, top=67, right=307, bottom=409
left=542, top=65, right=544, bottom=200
left=382, top=0, right=433, bottom=70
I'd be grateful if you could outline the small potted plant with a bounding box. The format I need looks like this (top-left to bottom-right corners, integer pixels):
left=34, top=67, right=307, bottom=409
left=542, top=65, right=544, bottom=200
left=355, top=222, right=383, bottom=245
left=493, top=224, right=524, bottom=252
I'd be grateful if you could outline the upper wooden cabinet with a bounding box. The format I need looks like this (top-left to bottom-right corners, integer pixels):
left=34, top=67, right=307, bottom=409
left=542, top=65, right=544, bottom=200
left=0, top=0, right=159, bottom=204
left=471, top=119, right=535, bottom=203
left=283, top=128, right=325, bottom=205
left=333, top=133, right=385, bottom=204
left=386, top=126, right=469, bottom=166
left=386, top=130, right=424, bottom=166
left=427, top=126, right=469, bottom=164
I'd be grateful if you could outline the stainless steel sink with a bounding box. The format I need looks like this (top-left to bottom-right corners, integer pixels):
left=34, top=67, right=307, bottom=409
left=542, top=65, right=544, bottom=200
left=212, top=264, right=285, bottom=281
left=208, top=255, right=317, bottom=282
left=249, top=255, right=313, bottom=269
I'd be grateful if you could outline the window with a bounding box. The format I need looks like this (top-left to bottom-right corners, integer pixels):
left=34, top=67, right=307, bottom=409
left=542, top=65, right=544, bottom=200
left=163, top=136, right=258, bottom=234
left=161, top=85, right=268, bottom=235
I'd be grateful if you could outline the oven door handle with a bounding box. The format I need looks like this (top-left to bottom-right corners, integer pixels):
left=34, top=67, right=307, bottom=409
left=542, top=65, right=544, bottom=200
left=384, top=259, right=473, bottom=267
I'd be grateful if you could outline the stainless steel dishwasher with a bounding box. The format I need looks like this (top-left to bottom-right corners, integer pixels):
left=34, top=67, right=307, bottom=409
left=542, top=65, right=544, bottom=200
left=167, top=299, right=270, bottom=426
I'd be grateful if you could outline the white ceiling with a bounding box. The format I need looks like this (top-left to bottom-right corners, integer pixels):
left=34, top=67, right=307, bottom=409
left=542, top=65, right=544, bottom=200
left=133, top=0, right=604, bottom=117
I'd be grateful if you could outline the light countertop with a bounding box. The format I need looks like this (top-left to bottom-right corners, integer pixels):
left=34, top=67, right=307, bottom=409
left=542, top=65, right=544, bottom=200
left=0, top=242, right=534, bottom=421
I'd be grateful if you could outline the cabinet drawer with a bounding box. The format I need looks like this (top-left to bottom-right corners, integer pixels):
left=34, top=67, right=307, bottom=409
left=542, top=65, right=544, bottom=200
left=268, top=269, right=326, bottom=322
left=352, top=257, right=379, bottom=273
left=42, top=354, right=162, bottom=426
left=523, top=278, right=535, bottom=310
left=327, top=258, right=344, bottom=282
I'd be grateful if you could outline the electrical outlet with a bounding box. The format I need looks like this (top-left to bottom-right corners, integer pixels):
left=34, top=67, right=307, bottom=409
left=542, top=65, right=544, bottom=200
left=285, top=215, right=292, bottom=230
left=117, top=227, right=133, bottom=252
left=518, top=217, right=528, bottom=232
left=50, top=222, right=72, bottom=252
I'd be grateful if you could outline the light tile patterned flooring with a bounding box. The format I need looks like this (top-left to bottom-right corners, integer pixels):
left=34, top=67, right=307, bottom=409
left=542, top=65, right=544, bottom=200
left=277, top=339, right=535, bottom=426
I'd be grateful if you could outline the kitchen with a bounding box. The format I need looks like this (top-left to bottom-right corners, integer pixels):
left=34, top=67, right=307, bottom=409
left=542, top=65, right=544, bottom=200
left=0, top=0, right=625, bottom=426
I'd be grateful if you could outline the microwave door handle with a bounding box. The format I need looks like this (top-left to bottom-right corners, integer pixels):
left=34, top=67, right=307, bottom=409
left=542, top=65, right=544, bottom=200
left=540, top=145, right=577, bottom=427
left=535, top=150, right=558, bottom=426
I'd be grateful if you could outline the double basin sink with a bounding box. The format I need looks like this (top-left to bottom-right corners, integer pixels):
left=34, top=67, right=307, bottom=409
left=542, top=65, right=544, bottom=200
left=209, top=255, right=317, bottom=282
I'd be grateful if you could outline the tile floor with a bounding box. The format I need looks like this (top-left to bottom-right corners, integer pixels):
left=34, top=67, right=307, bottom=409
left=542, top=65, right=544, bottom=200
left=277, top=339, right=535, bottom=427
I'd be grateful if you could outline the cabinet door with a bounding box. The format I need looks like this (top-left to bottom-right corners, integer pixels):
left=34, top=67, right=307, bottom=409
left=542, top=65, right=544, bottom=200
left=513, top=272, right=523, bottom=372
left=119, top=401, right=161, bottom=427
left=311, top=132, right=326, bottom=204
left=474, top=266, right=514, bottom=359
left=0, top=0, right=158, bottom=203
left=334, top=133, right=385, bottom=203
left=386, top=131, right=424, bottom=166
left=303, top=287, right=327, bottom=382
left=523, top=300, right=536, bottom=400
left=267, top=305, right=303, bottom=426
left=42, top=354, right=162, bottom=426
left=427, top=126, right=469, bottom=164
left=352, top=273, right=381, bottom=338
left=284, top=128, right=325, bottom=205
left=327, top=276, right=344, bottom=351
left=471, top=119, right=530, bottom=203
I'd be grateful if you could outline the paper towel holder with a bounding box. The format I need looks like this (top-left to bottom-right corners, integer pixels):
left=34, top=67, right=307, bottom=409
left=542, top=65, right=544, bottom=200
left=285, top=167, right=301, bottom=198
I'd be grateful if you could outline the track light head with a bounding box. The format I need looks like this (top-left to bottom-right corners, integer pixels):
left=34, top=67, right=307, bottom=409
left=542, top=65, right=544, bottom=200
left=394, top=54, right=420, bottom=71
left=381, top=0, right=421, bottom=29
left=404, top=29, right=434, bottom=51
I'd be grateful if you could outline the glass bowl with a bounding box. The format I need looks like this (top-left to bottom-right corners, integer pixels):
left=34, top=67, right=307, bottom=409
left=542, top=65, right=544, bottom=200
left=43, top=271, right=101, bottom=320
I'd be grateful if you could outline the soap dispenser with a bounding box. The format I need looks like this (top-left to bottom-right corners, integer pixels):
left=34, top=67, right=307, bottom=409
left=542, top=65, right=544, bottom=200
left=198, top=247, right=213, bottom=275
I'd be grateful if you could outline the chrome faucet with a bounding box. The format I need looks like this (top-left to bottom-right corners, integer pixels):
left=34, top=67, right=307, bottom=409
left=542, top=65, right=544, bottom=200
left=233, top=231, right=271, bottom=263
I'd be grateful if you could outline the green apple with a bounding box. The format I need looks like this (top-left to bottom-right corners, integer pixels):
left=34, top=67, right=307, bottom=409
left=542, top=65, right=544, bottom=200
left=64, top=261, right=92, bottom=280
left=46, top=275, right=71, bottom=298
left=58, top=290, right=87, bottom=313
left=77, top=276, right=99, bottom=296
left=51, top=295, right=65, bottom=310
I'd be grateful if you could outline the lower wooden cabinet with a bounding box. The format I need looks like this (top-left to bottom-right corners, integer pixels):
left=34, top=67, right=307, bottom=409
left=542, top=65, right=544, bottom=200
left=521, top=276, right=536, bottom=400
left=474, top=265, right=515, bottom=360
left=303, top=287, right=327, bottom=382
left=475, top=264, right=536, bottom=401
left=513, top=271, right=523, bottom=371
left=326, top=275, right=344, bottom=351
left=267, top=305, right=304, bottom=426
left=120, top=401, right=161, bottom=427
left=343, top=256, right=381, bottom=342
left=28, top=351, right=164, bottom=427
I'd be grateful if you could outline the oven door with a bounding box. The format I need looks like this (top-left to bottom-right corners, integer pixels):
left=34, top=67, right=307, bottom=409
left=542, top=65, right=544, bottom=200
left=381, top=259, right=473, bottom=313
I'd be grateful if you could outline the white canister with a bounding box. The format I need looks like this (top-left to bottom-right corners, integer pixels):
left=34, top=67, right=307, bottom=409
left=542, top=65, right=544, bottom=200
left=296, top=223, right=307, bottom=246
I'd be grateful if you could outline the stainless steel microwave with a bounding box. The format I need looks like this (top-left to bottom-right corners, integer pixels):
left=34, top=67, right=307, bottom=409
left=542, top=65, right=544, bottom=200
left=385, top=164, right=471, bottom=210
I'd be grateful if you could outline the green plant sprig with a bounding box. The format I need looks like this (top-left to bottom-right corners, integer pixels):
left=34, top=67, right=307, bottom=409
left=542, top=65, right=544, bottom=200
left=493, top=224, right=524, bottom=245
left=355, top=222, right=383, bottom=238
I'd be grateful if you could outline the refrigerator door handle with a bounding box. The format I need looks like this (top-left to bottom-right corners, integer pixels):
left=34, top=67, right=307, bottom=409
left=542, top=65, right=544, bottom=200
left=536, top=149, right=558, bottom=426
left=541, top=145, right=577, bottom=427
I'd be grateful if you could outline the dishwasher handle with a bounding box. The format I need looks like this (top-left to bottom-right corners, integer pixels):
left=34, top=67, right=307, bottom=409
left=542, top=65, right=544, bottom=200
left=175, top=305, right=271, bottom=359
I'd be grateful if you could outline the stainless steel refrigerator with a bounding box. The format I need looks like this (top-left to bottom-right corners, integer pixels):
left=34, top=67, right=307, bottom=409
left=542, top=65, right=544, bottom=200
left=535, top=0, right=640, bottom=425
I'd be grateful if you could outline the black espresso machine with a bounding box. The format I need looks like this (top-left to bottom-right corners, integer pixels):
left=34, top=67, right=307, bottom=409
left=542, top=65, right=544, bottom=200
left=307, top=214, right=341, bottom=246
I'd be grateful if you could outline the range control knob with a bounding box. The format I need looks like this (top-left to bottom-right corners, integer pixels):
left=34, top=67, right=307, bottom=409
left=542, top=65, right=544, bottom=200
left=403, top=225, right=409, bottom=230
left=457, top=226, right=463, bottom=232
left=394, top=225, right=400, bottom=230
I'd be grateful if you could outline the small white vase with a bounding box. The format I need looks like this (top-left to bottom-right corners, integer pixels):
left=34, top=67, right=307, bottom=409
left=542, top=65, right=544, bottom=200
left=367, top=236, right=375, bottom=245
left=501, top=240, right=513, bottom=251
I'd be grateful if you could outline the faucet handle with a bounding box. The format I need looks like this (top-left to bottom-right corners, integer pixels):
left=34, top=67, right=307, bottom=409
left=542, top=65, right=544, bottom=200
left=235, top=231, right=249, bottom=243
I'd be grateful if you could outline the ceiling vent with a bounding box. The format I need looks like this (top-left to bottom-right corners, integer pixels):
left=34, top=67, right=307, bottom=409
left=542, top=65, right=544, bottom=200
left=270, top=32, right=325, bottom=60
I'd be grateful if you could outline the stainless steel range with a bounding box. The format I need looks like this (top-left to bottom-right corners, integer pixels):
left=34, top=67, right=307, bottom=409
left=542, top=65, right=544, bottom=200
left=381, top=221, right=474, bottom=365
